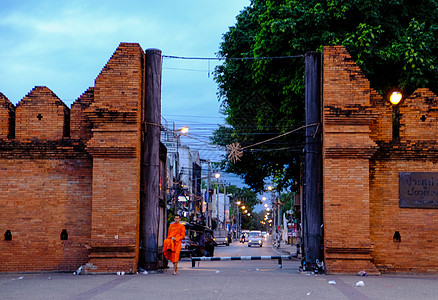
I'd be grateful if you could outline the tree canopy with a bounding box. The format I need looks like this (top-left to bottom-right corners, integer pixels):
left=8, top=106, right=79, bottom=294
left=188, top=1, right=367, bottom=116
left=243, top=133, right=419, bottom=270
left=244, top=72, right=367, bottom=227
left=213, top=0, right=438, bottom=192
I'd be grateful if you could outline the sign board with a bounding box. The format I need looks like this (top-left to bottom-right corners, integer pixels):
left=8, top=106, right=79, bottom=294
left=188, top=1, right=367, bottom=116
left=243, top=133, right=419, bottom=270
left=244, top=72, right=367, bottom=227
left=399, top=172, right=438, bottom=208
left=162, top=141, right=178, bottom=153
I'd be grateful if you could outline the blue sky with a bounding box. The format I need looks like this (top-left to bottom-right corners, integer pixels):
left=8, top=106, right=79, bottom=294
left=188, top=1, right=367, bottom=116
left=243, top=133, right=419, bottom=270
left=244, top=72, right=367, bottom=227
left=0, top=0, right=250, bottom=186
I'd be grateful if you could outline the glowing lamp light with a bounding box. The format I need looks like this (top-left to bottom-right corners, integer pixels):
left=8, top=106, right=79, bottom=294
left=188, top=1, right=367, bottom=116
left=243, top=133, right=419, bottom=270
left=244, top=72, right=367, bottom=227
left=180, top=127, right=189, bottom=134
left=390, top=91, right=402, bottom=105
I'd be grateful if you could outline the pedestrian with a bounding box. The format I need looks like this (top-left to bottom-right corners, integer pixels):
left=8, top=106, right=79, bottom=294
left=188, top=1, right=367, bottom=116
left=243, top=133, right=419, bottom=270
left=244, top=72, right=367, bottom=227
left=163, top=214, right=186, bottom=275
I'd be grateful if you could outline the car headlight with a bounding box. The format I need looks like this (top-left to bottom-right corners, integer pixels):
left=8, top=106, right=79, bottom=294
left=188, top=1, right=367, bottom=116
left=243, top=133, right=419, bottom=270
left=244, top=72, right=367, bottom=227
left=249, top=240, right=252, bottom=243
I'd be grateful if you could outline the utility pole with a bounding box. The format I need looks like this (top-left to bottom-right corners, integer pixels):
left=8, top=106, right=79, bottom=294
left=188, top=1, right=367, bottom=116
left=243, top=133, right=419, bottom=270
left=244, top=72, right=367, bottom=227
left=223, top=183, right=227, bottom=229
left=207, top=161, right=211, bottom=228
left=303, top=51, right=322, bottom=270
left=140, top=48, right=162, bottom=270
left=216, top=178, right=220, bottom=229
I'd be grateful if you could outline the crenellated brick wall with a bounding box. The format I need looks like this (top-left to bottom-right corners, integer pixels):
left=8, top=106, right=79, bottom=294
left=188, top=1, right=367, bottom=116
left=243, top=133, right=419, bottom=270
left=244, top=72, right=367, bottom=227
left=323, top=46, right=438, bottom=274
left=0, top=93, right=15, bottom=140
left=85, top=43, right=144, bottom=273
left=0, top=43, right=150, bottom=273
left=15, top=86, right=70, bottom=141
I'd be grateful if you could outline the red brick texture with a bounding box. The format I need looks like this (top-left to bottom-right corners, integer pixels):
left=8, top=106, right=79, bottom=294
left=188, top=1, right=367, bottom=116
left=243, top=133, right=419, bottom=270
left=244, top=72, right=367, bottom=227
left=0, top=93, right=14, bottom=139
left=0, top=43, right=146, bottom=273
left=15, top=86, right=70, bottom=141
left=85, top=43, right=144, bottom=273
left=323, top=46, right=438, bottom=274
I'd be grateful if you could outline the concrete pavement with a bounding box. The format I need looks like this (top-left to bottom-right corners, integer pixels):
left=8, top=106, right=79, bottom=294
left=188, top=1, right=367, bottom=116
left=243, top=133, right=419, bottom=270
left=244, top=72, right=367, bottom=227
left=2, top=256, right=438, bottom=300
left=1, top=241, right=437, bottom=300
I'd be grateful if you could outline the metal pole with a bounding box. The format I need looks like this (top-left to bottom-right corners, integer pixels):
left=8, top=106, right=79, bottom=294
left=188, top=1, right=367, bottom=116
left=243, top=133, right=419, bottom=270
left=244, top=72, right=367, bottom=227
left=216, top=178, right=219, bottom=229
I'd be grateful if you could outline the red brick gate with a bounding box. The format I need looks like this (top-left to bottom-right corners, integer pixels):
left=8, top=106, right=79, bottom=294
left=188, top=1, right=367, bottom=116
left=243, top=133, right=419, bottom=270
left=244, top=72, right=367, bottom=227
left=0, top=43, right=166, bottom=273
left=322, top=46, right=438, bottom=274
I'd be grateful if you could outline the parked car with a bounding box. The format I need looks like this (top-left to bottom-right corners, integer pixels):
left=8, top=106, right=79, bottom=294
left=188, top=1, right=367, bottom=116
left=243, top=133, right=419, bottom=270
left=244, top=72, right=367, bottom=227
left=180, top=222, right=216, bottom=258
left=213, top=228, right=229, bottom=246
left=248, top=230, right=263, bottom=247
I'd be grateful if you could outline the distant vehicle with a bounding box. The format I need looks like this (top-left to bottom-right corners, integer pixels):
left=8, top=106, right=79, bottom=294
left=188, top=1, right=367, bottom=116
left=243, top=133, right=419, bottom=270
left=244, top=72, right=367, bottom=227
left=240, top=230, right=250, bottom=243
left=261, top=231, right=267, bottom=238
left=180, top=222, right=216, bottom=258
left=213, top=228, right=229, bottom=246
left=248, top=230, right=263, bottom=247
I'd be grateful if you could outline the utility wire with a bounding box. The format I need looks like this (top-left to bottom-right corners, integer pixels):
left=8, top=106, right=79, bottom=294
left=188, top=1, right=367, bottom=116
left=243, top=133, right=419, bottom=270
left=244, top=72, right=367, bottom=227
left=163, top=54, right=304, bottom=61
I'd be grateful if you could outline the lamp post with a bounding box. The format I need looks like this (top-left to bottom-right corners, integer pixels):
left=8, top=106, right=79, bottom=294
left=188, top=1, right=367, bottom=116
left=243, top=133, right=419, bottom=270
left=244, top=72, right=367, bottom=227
left=215, top=173, right=220, bottom=229
left=173, top=126, right=189, bottom=215
left=236, top=200, right=241, bottom=239
left=223, top=183, right=227, bottom=229
left=389, top=91, right=403, bottom=140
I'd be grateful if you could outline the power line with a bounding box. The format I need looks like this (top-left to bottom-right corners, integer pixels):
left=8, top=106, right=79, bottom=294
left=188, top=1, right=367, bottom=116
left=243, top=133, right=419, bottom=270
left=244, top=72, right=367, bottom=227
left=162, top=54, right=304, bottom=61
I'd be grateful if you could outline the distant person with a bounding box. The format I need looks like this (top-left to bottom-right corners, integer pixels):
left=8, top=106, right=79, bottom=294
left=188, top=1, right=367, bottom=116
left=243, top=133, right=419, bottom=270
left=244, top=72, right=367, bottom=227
left=163, top=214, right=185, bottom=275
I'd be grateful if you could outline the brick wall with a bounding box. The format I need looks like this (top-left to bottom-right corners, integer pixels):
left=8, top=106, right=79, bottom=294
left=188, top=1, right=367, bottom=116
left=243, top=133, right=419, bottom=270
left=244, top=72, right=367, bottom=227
left=322, top=46, right=379, bottom=274
left=0, top=158, right=92, bottom=272
left=85, top=43, right=144, bottom=273
left=71, top=87, right=94, bottom=141
left=0, top=93, right=15, bottom=139
left=323, top=45, right=438, bottom=274
left=15, top=86, right=70, bottom=141
left=0, top=42, right=147, bottom=273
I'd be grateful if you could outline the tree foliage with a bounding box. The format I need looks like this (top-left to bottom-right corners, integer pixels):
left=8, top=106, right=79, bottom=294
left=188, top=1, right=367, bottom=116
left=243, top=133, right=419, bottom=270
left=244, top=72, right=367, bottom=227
left=213, top=0, right=438, bottom=192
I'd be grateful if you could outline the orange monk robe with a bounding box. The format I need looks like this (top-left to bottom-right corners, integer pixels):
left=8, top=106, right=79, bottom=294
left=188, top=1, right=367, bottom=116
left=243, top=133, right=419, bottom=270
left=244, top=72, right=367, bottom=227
left=163, top=222, right=186, bottom=263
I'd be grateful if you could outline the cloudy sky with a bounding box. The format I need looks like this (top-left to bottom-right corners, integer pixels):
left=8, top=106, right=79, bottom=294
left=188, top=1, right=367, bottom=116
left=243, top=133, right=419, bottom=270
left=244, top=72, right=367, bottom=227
left=0, top=0, right=250, bottom=186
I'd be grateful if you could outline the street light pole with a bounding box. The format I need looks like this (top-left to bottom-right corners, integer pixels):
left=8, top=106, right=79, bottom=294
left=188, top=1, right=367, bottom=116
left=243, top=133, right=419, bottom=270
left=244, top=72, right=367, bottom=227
left=236, top=200, right=241, bottom=239
left=223, top=183, right=227, bottom=229
left=207, top=161, right=211, bottom=228
left=215, top=173, right=220, bottom=229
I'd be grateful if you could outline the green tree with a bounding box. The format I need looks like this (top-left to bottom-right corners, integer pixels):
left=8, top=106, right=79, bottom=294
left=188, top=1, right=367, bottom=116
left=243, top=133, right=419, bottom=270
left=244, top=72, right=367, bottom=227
left=213, top=0, right=438, bottom=192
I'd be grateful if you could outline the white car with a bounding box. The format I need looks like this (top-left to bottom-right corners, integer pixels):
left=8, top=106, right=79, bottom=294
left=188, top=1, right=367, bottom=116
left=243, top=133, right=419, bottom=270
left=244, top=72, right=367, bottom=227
left=247, top=231, right=263, bottom=247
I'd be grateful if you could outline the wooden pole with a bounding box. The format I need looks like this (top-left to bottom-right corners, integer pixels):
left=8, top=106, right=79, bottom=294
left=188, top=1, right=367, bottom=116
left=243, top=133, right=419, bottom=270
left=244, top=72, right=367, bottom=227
left=140, top=48, right=162, bottom=270
left=303, top=51, right=322, bottom=269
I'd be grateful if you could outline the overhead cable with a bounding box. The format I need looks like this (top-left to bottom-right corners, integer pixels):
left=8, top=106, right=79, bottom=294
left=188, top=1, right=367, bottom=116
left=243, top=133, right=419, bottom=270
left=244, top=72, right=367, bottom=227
left=162, top=54, right=304, bottom=61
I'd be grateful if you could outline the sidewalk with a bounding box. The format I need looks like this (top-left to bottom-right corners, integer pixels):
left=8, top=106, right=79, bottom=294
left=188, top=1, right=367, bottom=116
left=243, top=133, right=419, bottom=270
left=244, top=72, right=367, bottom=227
left=275, top=241, right=299, bottom=258
left=267, top=236, right=299, bottom=259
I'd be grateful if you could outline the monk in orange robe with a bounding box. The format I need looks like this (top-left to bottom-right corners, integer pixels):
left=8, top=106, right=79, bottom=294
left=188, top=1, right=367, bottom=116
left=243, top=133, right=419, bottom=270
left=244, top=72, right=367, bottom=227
left=163, top=214, right=186, bottom=275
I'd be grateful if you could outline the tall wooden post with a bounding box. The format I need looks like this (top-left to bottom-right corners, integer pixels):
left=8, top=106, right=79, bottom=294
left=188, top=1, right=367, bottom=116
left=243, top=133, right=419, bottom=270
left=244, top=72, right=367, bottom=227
left=140, top=48, right=162, bottom=269
left=303, top=51, right=322, bottom=269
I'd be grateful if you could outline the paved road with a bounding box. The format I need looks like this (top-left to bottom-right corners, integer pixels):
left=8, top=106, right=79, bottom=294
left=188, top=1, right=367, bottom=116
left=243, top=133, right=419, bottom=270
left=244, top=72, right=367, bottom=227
left=1, top=241, right=437, bottom=300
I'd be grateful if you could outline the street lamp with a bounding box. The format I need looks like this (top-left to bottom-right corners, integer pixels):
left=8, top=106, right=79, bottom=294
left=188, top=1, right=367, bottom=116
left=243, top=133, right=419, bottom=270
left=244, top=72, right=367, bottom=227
left=389, top=91, right=402, bottom=105
left=235, top=200, right=242, bottom=239
left=389, top=90, right=403, bottom=140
